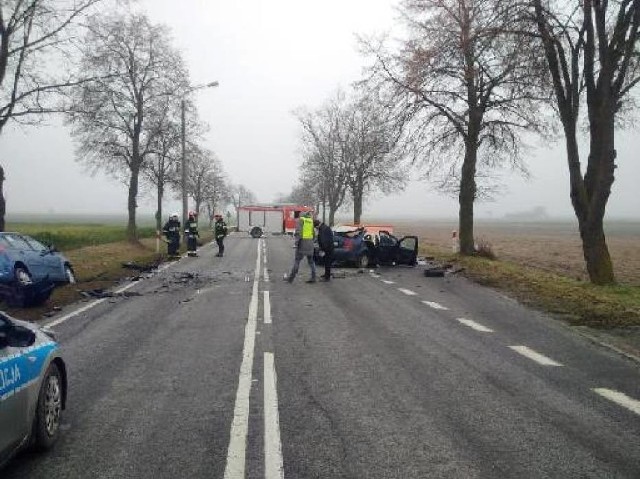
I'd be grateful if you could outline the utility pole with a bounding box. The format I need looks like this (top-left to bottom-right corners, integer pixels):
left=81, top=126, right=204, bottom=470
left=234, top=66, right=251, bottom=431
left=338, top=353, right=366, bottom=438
left=180, top=81, right=219, bottom=241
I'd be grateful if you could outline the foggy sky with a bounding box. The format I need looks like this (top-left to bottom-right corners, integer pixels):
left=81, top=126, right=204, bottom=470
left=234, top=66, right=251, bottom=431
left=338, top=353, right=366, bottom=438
left=2, top=0, right=639, bottom=220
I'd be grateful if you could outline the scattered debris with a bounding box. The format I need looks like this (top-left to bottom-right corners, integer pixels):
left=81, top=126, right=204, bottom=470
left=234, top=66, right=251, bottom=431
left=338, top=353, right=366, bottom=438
left=0, top=280, right=55, bottom=308
left=423, top=260, right=465, bottom=278
left=79, top=289, right=142, bottom=299
left=121, top=260, right=162, bottom=273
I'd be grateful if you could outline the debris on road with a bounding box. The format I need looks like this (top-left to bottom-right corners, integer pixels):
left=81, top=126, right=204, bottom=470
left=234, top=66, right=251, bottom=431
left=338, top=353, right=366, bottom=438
left=79, top=289, right=142, bottom=299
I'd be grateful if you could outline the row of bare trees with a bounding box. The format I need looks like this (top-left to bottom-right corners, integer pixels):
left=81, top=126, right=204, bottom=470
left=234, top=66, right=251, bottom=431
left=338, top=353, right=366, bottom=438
left=292, top=90, right=409, bottom=226
left=0, top=2, right=240, bottom=240
left=295, top=0, right=639, bottom=285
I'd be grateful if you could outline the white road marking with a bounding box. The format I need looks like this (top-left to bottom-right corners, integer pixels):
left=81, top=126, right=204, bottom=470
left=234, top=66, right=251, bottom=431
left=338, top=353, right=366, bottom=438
left=421, top=301, right=449, bottom=311
left=264, top=291, right=272, bottom=324
left=264, top=268, right=270, bottom=282
left=398, top=288, right=417, bottom=296
left=509, top=346, right=563, bottom=366
left=457, top=318, right=494, bottom=333
left=264, top=352, right=284, bottom=479
left=370, top=273, right=381, bottom=278
left=593, top=388, right=640, bottom=416
left=224, top=239, right=262, bottom=479
left=381, top=280, right=395, bottom=285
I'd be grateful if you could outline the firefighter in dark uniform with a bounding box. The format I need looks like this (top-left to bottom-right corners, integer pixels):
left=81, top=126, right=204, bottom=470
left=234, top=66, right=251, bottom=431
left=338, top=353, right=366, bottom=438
left=185, top=211, right=199, bottom=257
left=162, top=213, right=181, bottom=257
left=214, top=214, right=228, bottom=257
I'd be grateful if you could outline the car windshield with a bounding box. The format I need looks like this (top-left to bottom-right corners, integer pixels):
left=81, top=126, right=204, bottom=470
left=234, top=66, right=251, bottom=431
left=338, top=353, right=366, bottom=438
left=21, top=235, right=47, bottom=251
left=1, top=233, right=32, bottom=250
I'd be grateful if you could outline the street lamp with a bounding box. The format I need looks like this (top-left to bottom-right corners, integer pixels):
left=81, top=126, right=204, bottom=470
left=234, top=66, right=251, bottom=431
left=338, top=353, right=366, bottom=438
left=181, top=81, right=219, bottom=237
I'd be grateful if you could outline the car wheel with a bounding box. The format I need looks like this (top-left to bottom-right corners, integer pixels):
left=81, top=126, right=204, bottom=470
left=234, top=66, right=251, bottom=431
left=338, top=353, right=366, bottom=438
left=250, top=226, right=263, bottom=238
left=15, top=266, right=33, bottom=286
left=64, top=265, right=76, bottom=284
left=33, top=363, right=63, bottom=451
left=357, top=253, right=369, bottom=269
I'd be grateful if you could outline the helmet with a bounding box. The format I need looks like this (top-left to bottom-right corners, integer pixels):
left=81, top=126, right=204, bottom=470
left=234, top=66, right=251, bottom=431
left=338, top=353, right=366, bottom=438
left=188, top=210, right=197, bottom=218
left=170, top=212, right=179, bottom=220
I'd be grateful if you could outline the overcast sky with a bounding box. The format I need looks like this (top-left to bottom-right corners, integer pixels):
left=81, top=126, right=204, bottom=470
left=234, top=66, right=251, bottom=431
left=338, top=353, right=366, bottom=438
left=2, top=0, right=638, bottom=220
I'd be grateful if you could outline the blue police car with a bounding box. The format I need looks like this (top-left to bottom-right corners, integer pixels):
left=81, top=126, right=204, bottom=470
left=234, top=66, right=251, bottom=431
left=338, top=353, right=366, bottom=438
left=0, top=312, right=67, bottom=467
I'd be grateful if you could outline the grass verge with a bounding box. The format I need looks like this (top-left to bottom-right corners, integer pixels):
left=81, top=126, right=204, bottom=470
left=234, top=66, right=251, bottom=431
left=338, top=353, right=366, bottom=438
left=422, top=246, right=640, bottom=329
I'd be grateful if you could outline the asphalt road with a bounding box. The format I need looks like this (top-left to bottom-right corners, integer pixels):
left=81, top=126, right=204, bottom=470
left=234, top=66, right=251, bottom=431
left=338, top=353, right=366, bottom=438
left=4, top=234, right=640, bottom=478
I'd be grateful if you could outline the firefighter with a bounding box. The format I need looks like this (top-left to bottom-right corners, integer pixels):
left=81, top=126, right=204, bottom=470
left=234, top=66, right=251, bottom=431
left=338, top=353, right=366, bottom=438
left=162, top=213, right=181, bottom=257
left=214, top=214, right=228, bottom=257
left=185, top=211, right=199, bottom=257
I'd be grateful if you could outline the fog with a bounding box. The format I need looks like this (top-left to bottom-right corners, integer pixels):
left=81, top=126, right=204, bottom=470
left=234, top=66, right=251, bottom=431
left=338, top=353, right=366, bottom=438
left=3, top=0, right=639, bottom=221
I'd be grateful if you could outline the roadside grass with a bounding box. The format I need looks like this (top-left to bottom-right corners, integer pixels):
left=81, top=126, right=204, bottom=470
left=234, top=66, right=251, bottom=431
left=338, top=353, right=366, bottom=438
left=6, top=222, right=157, bottom=251
left=422, top=245, right=640, bottom=329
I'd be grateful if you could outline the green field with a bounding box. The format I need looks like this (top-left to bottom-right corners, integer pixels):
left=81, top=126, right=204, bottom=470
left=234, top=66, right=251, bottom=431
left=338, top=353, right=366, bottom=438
left=6, top=223, right=157, bottom=251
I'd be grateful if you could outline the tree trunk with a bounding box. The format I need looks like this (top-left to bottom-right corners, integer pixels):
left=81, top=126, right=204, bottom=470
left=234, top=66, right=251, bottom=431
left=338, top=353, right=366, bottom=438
left=458, top=139, right=478, bottom=255
left=328, top=206, right=337, bottom=227
left=155, top=182, right=164, bottom=233
left=353, top=188, right=363, bottom=225
left=127, top=164, right=140, bottom=242
left=580, top=105, right=616, bottom=284
left=0, top=166, right=5, bottom=232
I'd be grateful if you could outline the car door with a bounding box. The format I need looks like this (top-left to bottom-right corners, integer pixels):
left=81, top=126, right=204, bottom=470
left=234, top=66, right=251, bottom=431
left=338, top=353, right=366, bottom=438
left=375, top=232, right=399, bottom=264
left=0, top=318, right=32, bottom=460
left=3, top=234, right=46, bottom=280
left=396, top=236, right=419, bottom=265
left=21, top=235, right=63, bottom=280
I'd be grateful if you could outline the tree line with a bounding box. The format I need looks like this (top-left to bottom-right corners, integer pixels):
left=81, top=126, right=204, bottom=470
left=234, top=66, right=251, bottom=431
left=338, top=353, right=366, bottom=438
left=289, top=0, right=640, bottom=286
left=0, top=2, right=254, bottom=240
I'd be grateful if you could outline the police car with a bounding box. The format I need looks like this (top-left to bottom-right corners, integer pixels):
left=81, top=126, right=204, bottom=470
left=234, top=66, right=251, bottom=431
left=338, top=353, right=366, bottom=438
left=0, top=312, right=67, bottom=467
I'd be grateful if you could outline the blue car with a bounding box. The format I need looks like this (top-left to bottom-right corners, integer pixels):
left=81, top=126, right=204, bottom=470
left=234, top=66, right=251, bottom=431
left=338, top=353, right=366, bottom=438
left=0, top=312, right=67, bottom=468
left=319, top=226, right=419, bottom=268
left=0, top=233, right=75, bottom=287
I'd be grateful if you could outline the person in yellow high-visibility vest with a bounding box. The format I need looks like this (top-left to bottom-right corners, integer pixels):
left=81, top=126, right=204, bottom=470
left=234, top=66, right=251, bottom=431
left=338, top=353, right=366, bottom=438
left=286, top=211, right=317, bottom=283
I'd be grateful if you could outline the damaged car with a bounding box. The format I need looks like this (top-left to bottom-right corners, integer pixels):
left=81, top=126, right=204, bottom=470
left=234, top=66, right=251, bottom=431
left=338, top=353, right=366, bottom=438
left=317, top=225, right=419, bottom=268
left=0, top=233, right=76, bottom=307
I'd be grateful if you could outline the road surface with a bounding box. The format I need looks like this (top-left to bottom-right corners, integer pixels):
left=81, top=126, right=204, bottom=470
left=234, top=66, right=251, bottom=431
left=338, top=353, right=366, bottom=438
left=4, top=234, right=640, bottom=478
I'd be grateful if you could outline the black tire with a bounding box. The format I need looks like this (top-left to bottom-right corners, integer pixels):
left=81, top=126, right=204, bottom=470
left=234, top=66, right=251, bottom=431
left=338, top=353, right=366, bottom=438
left=356, top=253, right=369, bottom=269
left=14, top=265, right=33, bottom=286
left=33, top=363, right=63, bottom=451
left=250, top=226, right=263, bottom=238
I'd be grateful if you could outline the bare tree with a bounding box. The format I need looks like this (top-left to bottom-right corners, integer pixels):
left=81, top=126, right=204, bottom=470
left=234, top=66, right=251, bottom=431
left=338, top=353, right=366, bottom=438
left=203, top=159, right=230, bottom=226
left=344, top=92, right=408, bottom=224
left=295, top=93, right=352, bottom=226
left=531, top=0, right=640, bottom=285
left=364, top=0, right=546, bottom=254
left=67, top=13, right=188, bottom=241
left=0, top=0, right=110, bottom=230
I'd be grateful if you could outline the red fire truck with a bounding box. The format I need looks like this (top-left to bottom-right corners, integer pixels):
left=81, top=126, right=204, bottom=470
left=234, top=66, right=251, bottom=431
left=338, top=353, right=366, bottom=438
left=237, top=204, right=314, bottom=236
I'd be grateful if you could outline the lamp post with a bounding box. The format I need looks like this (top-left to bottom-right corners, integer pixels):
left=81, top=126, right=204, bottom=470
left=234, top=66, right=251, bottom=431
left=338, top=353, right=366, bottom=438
left=181, top=81, right=219, bottom=238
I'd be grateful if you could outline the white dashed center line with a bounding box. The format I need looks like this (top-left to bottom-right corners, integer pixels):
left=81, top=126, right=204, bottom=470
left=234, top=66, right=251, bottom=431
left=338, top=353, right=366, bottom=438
left=264, top=291, right=272, bottom=324
left=593, top=388, right=640, bottom=416
left=381, top=280, right=395, bottom=285
left=509, top=346, right=563, bottom=366
left=421, top=301, right=449, bottom=311
left=398, top=288, right=417, bottom=296
left=457, top=318, right=494, bottom=333
left=264, top=352, right=285, bottom=479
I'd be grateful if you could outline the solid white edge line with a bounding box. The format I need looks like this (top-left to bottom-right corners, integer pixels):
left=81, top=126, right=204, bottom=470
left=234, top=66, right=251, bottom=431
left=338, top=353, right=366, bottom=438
left=264, top=352, right=284, bottom=479
left=398, top=288, right=417, bottom=296
left=264, top=291, right=272, bottom=324
left=224, top=239, right=261, bottom=479
left=421, top=301, right=449, bottom=311
left=593, top=388, right=640, bottom=416
left=457, top=318, right=494, bottom=333
left=509, top=345, right=563, bottom=366
left=381, top=280, right=395, bottom=285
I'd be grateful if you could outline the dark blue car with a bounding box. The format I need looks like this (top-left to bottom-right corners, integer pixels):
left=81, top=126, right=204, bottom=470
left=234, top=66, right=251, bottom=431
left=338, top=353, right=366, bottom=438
left=0, top=233, right=75, bottom=288
left=320, top=227, right=419, bottom=268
